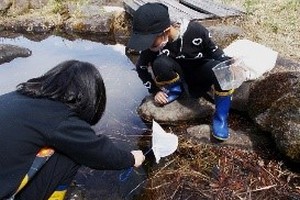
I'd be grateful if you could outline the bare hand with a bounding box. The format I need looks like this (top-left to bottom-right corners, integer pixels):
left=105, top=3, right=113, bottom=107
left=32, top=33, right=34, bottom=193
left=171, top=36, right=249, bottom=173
left=131, top=150, right=145, bottom=168
left=154, top=91, right=168, bottom=105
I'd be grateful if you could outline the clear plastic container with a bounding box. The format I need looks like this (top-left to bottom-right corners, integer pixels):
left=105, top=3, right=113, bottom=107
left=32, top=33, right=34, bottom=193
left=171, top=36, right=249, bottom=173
left=212, top=58, right=251, bottom=90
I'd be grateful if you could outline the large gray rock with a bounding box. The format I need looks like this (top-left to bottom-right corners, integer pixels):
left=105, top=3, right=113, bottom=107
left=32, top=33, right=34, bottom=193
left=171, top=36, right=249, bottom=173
left=0, top=44, right=31, bottom=64
left=247, top=55, right=300, bottom=162
left=230, top=56, right=300, bottom=162
left=207, top=25, right=243, bottom=48
left=249, top=71, right=300, bottom=162
left=137, top=94, right=214, bottom=124
left=58, top=4, right=112, bottom=34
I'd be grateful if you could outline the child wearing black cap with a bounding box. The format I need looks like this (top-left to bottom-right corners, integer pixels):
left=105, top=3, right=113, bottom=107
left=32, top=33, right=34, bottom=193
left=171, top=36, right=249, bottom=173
left=127, top=2, right=234, bottom=141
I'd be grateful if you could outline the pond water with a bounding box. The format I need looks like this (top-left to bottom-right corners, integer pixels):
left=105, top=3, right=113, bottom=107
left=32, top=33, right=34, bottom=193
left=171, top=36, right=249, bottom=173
left=0, top=35, right=151, bottom=199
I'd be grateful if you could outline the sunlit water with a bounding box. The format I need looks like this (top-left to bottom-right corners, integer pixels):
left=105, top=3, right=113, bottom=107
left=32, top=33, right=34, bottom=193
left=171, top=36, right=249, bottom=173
left=0, top=36, right=150, bottom=199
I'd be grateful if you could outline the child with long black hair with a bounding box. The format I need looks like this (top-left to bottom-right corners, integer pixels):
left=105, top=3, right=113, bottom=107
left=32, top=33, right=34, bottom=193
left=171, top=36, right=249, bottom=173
left=0, top=60, right=145, bottom=200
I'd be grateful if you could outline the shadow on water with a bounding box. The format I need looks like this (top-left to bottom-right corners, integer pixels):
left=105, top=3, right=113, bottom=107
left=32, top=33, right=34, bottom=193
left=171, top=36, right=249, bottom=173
left=0, top=35, right=152, bottom=199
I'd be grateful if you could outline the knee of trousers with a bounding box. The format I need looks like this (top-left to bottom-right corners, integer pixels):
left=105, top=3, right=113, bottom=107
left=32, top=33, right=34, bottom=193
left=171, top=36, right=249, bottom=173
left=152, top=55, right=182, bottom=82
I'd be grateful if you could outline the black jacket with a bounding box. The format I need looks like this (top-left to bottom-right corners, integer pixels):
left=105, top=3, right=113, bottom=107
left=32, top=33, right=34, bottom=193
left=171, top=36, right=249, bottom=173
left=0, top=91, right=135, bottom=198
left=135, top=21, right=230, bottom=94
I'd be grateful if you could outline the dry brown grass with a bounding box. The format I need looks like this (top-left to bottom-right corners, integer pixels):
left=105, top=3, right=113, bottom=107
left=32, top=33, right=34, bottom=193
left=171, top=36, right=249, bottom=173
left=136, top=138, right=300, bottom=200
left=217, top=0, right=300, bottom=62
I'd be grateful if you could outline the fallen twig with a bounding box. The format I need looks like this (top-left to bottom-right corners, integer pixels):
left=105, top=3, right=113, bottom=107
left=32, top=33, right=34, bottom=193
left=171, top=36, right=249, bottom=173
left=170, top=182, right=182, bottom=199
left=152, top=158, right=177, bottom=177
left=235, top=184, right=277, bottom=196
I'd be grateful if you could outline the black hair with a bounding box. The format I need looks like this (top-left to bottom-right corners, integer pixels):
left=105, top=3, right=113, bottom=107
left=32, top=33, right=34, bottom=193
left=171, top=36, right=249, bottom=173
left=17, top=60, right=106, bottom=125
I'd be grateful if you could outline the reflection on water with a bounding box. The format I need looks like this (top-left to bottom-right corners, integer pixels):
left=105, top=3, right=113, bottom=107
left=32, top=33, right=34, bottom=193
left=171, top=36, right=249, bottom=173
left=0, top=36, right=150, bottom=199
left=0, top=35, right=148, bottom=135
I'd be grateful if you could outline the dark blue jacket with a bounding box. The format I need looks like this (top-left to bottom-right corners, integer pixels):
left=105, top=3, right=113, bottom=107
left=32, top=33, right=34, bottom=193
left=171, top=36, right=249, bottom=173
left=0, top=91, right=134, bottom=198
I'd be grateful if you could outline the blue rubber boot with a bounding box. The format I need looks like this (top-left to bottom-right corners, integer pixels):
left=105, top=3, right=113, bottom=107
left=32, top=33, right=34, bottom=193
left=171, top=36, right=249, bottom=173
left=161, top=81, right=183, bottom=104
left=212, top=90, right=233, bottom=141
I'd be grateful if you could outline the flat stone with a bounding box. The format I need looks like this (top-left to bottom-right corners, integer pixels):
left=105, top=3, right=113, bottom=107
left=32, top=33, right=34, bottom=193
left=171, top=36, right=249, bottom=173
left=186, top=124, right=271, bottom=150
left=137, top=95, right=214, bottom=124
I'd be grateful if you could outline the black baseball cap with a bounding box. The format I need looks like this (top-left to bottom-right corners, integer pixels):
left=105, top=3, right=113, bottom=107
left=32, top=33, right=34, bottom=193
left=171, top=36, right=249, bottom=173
left=127, top=3, right=171, bottom=51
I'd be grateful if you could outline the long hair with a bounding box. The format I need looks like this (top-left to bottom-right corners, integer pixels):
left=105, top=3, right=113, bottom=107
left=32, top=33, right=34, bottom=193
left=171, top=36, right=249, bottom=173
left=17, top=60, right=106, bottom=125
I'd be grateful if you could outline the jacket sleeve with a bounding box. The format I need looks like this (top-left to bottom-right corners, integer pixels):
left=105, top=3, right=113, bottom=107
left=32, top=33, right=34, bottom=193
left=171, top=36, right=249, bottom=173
left=49, top=115, right=135, bottom=170
left=197, top=23, right=231, bottom=62
left=136, top=49, right=160, bottom=94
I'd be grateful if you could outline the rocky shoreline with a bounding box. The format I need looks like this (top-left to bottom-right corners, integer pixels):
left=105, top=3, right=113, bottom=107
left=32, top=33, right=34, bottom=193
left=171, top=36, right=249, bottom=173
left=0, top=0, right=244, bottom=45
left=0, top=1, right=128, bottom=43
